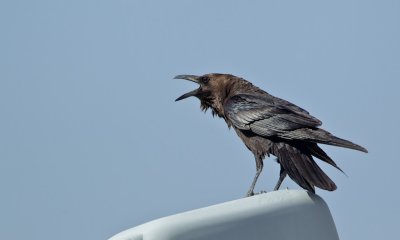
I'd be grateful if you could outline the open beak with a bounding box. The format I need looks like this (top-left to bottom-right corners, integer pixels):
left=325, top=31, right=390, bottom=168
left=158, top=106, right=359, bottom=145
left=174, top=75, right=200, bottom=101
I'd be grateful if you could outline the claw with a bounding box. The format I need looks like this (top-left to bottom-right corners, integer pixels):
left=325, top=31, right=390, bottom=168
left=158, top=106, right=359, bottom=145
left=246, top=191, right=254, bottom=197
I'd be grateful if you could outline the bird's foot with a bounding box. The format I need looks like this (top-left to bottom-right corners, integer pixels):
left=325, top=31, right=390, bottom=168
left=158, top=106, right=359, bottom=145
left=246, top=191, right=254, bottom=197
left=246, top=190, right=268, bottom=197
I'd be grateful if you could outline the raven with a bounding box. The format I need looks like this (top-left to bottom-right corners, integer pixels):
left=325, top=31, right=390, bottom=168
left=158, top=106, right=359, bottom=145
left=175, top=73, right=367, bottom=196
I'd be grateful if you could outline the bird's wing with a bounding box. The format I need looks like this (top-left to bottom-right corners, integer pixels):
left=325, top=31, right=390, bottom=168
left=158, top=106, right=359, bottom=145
left=224, top=94, right=322, bottom=137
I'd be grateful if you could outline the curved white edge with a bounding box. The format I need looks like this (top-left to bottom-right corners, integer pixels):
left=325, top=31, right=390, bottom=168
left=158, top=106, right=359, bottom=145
left=108, top=190, right=339, bottom=240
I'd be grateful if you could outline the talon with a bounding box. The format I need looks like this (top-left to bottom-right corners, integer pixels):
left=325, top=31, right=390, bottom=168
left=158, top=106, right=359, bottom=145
left=246, top=191, right=254, bottom=197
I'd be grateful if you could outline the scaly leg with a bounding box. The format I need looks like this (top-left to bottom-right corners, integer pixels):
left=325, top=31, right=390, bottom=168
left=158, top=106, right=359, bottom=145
left=274, top=165, right=287, bottom=191
left=246, top=157, right=263, bottom=197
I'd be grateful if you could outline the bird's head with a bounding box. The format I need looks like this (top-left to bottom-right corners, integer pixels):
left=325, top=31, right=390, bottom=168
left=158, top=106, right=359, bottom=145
left=174, top=73, right=237, bottom=116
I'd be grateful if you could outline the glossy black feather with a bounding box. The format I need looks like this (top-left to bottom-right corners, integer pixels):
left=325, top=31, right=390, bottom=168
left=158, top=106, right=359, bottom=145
left=175, top=73, right=367, bottom=195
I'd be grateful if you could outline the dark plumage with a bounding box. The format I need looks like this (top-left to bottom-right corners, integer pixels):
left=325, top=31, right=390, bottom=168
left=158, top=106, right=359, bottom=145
left=175, top=73, right=367, bottom=196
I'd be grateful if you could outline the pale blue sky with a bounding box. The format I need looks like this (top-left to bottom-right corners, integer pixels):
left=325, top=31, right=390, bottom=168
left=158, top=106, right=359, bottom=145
left=1, top=1, right=399, bottom=239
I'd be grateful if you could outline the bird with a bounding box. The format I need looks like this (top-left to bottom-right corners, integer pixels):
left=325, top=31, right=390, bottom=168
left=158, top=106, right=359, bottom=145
left=174, top=73, right=367, bottom=197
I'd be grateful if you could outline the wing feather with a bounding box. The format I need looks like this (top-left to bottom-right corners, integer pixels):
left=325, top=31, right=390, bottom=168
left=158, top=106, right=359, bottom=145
left=224, top=94, right=321, bottom=137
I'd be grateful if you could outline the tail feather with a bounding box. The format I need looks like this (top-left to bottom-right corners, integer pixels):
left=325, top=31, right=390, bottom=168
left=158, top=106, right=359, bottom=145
left=272, top=142, right=337, bottom=193
left=304, top=143, right=345, bottom=174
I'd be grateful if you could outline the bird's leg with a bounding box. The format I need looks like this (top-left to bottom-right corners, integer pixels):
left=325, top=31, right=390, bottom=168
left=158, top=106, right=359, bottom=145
left=274, top=166, right=287, bottom=191
left=246, top=157, right=263, bottom=197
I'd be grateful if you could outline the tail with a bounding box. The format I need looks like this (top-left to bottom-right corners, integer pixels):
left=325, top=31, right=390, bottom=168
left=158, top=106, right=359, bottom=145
left=272, top=142, right=337, bottom=193
left=304, top=143, right=345, bottom=174
left=280, top=128, right=368, bottom=153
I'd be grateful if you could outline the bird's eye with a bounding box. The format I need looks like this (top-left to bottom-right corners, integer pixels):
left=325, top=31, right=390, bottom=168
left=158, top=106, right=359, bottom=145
left=200, top=76, right=210, bottom=84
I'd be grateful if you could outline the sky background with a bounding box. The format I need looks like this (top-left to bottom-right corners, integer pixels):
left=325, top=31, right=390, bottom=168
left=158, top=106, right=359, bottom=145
left=1, top=1, right=399, bottom=239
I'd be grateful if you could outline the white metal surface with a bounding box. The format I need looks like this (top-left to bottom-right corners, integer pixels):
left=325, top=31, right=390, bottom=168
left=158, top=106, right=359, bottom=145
left=108, top=190, right=339, bottom=240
